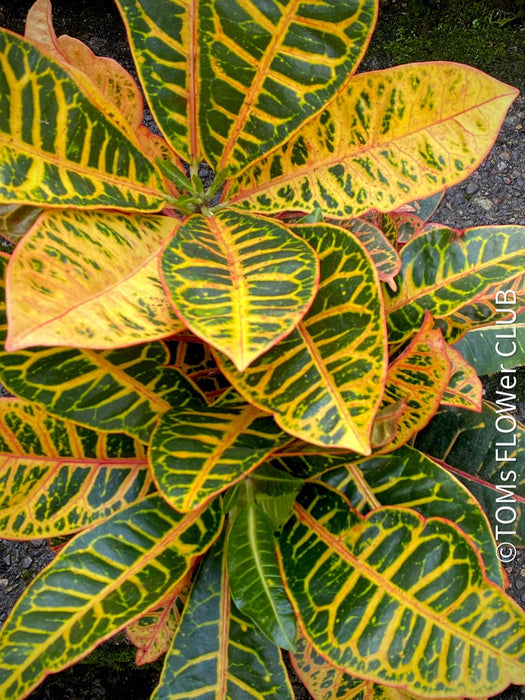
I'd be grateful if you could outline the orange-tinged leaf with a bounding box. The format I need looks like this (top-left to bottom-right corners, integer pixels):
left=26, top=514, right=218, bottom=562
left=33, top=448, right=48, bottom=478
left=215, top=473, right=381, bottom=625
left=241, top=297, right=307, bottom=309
left=441, top=343, right=482, bottom=411
left=25, top=0, right=143, bottom=139
left=226, top=63, right=518, bottom=217
left=161, top=211, right=319, bottom=371
left=279, top=482, right=525, bottom=697
left=291, top=634, right=420, bottom=700
left=126, top=575, right=192, bottom=666
left=0, top=398, right=151, bottom=538
left=379, top=313, right=451, bottom=453
left=5, top=209, right=185, bottom=351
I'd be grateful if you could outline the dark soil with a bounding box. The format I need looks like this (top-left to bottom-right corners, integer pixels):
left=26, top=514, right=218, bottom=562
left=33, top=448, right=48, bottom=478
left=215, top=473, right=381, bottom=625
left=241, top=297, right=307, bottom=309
left=0, top=1, right=524, bottom=698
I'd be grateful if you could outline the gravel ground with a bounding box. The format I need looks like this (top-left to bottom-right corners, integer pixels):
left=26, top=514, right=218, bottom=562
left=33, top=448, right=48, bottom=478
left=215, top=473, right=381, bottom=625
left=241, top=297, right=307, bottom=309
left=0, top=1, right=524, bottom=698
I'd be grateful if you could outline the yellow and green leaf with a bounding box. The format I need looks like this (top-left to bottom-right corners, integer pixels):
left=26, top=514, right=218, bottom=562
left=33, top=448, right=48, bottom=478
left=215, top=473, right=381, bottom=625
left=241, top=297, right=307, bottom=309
left=0, top=342, right=203, bottom=444
left=152, top=534, right=293, bottom=700
left=197, top=0, right=378, bottom=175
left=385, top=225, right=525, bottom=346
left=5, top=209, right=186, bottom=351
left=227, top=499, right=297, bottom=650
left=149, top=389, right=291, bottom=512
left=0, top=397, right=151, bottom=538
left=441, top=342, right=482, bottom=411
left=291, top=634, right=420, bottom=700
left=320, top=445, right=505, bottom=587
left=378, top=313, right=451, bottom=453
left=161, top=210, right=319, bottom=371
left=0, top=29, right=167, bottom=210
left=0, top=203, right=41, bottom=245
left=279, top=482, right=525, bottom=697
left=0, top=495, right=223, bottom=699
left=415, top=402, right=525, bottom=548
left=217, top=223, right=387, bottom=454
left=114, top=0, right=202, bottom=165
left=225, top=63, right=518, bottom=217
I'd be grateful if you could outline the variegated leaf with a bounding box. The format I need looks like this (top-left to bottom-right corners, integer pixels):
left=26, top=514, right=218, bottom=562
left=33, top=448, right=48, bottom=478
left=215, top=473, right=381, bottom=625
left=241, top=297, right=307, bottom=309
left=226, top=63, right=518, bottom=217
left=279, top=482, right=525, bottom=696
left=25, top=0, right=144, bottom=134
left=378, top=313, right=451, bottom=453
left=150, top=390, right=291, bottom=512
left=171, top=332, right=230, bottom=401
left=331, top=217, right=401, bottom=288
left=161, top=210, right=319, bottom=371
left=441, top=342, right=482, bottom=411
left=5, top=209, right=186, bottom=351
left=217, top=223, right=387, bottom=454
left=321, top=445, right=504, bottom=587
left=0, top=495, right=223, bottom=699
left=227, top=499, right=297, bottom=650
left=0, top=28, right=167, bottom=210
left=385, top=225, right=525, bottom=346
left=292, top=634, right=420, bottom=700
left=114, top=0, right=202, bottom=164
left=198, top=0, right=378, bottom=174
left=0, top=397, right=151, bottom=538
left=415, top=402, right=525, bottom=549
left=126, top=574, right=192, bottom=666
left=151, top=534, right=293, bottom=700
left=0, top=341, right=203, bottom=444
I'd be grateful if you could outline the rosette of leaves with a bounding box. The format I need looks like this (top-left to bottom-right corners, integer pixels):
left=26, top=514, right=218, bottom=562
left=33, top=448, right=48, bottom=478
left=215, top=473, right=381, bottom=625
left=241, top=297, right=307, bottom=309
left=0, top=0, right=524, bottom=698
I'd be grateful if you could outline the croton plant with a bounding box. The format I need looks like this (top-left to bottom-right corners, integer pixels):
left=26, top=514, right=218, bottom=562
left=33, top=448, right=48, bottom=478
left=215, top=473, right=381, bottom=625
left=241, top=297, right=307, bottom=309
left=0, top=0, right=524, bottom=698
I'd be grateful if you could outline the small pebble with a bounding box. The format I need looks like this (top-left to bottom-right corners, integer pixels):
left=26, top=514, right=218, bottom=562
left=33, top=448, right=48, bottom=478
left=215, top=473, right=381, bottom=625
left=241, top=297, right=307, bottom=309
left=21, top=556, right=32, bottom=569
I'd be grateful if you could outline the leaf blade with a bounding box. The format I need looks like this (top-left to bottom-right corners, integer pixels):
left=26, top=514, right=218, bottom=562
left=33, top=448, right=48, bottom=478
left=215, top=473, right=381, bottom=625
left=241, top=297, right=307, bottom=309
left=226, top=63, right=518, bottom=217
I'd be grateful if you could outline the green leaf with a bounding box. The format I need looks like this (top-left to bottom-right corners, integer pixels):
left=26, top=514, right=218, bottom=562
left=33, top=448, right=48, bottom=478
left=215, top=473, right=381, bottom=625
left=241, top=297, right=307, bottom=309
left=415, top=402, right=525, bottom=550
left=453, top=310, right=525, bottom=376
left=252, top=461, right=303, bottom=530
left=227, top=500, right=297, bottom=651
left=152, top=535, right=294, bottom=700
left=0, top=341, right=203, bottom=444
left=161, top=210, right=319, bottom=371
left=0, top=398, right=151, bottom=538
left=320, top=445, right=504, bottom=587
left=226, top=63, right=518, bottom=216
left=5, top=210, right=184, bottom=351
left=385, top=225, right=525, bottom=346
left=149, top=390, right=291, bottom=512
left=217, top=223, right=387, bottom=454
left=198, top=0, right=378, bottom=175
left=0, top=495, right=223, bottom=699
left=279, top=482, right=525, bottom=697
left=0, top=29, right=167, bottom=210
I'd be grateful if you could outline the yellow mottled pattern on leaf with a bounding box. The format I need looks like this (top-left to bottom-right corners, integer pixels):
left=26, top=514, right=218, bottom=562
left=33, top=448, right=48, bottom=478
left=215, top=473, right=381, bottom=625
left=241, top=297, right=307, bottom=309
left=161, top=211, right=319, bottom=371
left=226, top=63, right=518, bottom=217
left=291, top=635, right=420, bottom=700
left=280, top=483, right=525, bottom=698
left=441, top=343, right=482, bottom=411
left=0, top=398, right=150, bottom=538
left=379, top=314, right=451, bottom=453
left=217, top=224, right=387, bottom=454
left=198, top=0, right=377, bottom=174
left=5, top=210, right=185, bottom=351
left=114, top=0, right=201, bottom=163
